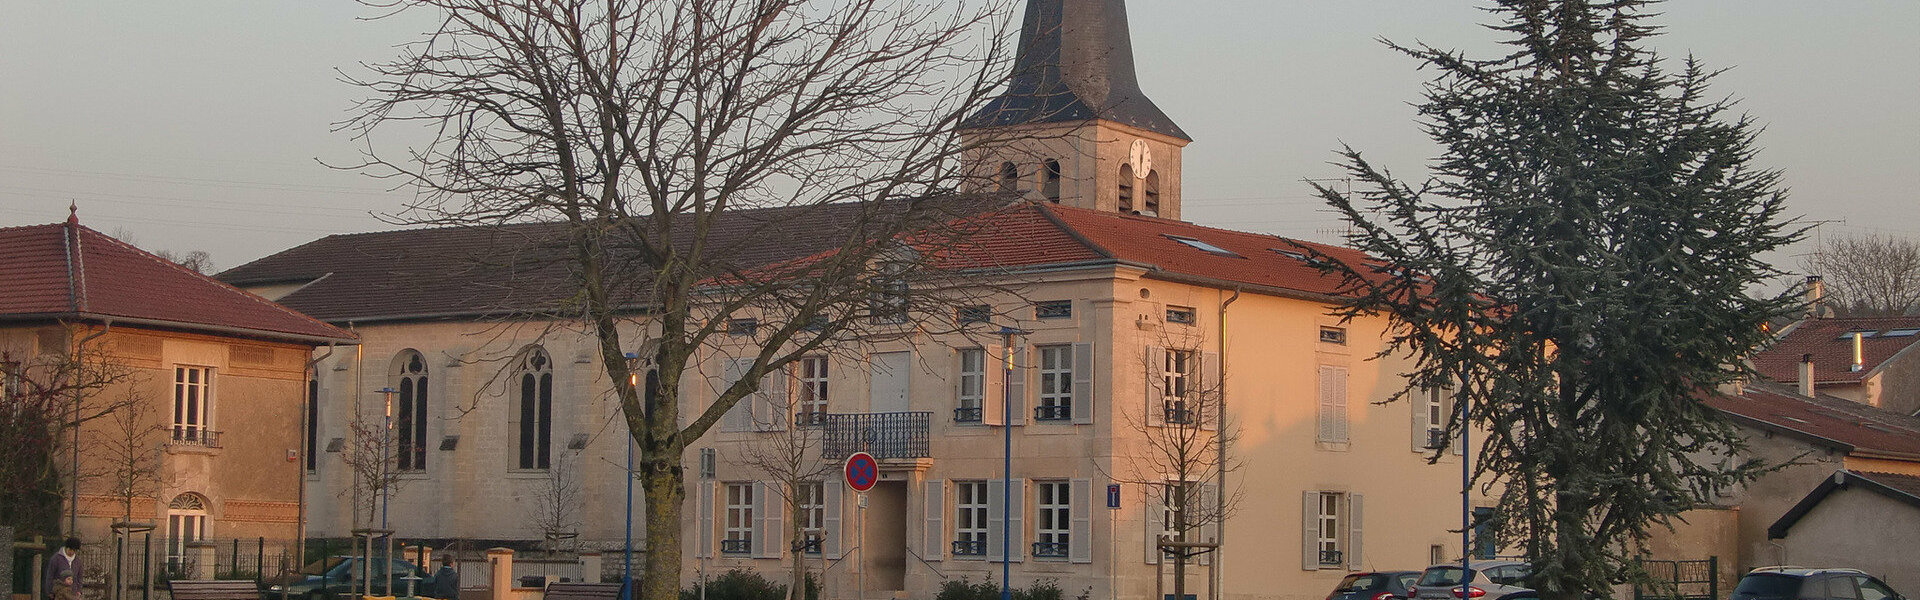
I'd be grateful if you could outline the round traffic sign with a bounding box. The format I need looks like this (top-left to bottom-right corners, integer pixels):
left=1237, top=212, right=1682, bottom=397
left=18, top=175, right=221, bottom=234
left=843, top=452, right=879, bottom=493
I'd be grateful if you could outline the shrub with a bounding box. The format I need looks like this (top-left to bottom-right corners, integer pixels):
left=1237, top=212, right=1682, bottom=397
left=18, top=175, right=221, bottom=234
left=680, top=569, right=816, bottom=600
left=934, top=577, right=1064, bottom=600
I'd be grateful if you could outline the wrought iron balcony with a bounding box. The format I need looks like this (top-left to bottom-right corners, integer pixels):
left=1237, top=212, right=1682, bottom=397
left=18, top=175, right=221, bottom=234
left=951, top=539, right=985, bottom=557
left=1426, top=429, right=1448, bottom=450
left=720, top=539, right=752, bottom=555
left=821, top=411, right=931, bottom=460
left=170, top=428, right=221, bottom=448
left=953, top=406, right=983, bottom=423
left=797, top=535, right=822, bottom=555
left=796, top=411, right=829, bottom=427
left=1319, top=549, right=1344, bottom=565
left=1163, top=402, right=1194, bottom=425
left=1033, top=404, right=1071, bottom=421
left=1032, top=541, right=1069, bottom=559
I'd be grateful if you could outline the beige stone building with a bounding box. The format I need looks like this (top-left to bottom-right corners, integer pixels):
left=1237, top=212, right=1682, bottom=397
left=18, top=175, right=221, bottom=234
left=0, top=217, right=355, bottom=568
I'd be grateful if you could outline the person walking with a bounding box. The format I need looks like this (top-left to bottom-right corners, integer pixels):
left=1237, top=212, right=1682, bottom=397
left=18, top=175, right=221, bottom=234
left=45, top=538, right=81, bottom=600
left=428, top=555, right=459, bottom=600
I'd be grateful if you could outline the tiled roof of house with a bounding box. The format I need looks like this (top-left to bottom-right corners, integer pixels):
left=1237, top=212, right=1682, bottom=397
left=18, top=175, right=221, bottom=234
left=1767, top=470, right=1920, bottom=539
left=1752, top=316, right=1920, bottom=385
left=1034, top=204, right=1372, bottom=297
left=0, top=217, right=356, bottom=344
left=1705, top=382, right=1920, bottom=460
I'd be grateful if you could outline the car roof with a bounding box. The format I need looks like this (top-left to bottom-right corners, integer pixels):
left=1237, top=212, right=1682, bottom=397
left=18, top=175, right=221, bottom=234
left=1425, top=560, right=1528, bottom=570
left=1748, top=566, right=1869, bottom=577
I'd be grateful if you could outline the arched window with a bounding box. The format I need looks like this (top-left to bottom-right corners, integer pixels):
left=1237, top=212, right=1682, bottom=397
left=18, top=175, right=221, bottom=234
left=512, top=347, right=554, bottom=470
left=1042, top=160, right=1062, bottom=202
left=166, top=493, right=209, bottom=568
left=1144, top=171, right=1162, bottom=217
left=393, top=351, right=429, bottom=472
left=1118, top=164, right=1136, bottom=212
left=998, top=162, right=1019, bottom=193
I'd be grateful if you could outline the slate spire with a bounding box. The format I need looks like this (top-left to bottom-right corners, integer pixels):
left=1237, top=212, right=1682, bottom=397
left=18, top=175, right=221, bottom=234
left=964, top=0, right=1189, bottom=140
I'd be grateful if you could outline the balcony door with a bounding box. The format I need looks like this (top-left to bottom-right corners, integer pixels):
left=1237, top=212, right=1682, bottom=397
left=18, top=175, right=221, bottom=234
left=870, top=352, right=911, bottom=413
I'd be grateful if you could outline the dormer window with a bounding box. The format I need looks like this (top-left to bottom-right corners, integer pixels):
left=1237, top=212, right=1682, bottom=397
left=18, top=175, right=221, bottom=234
left=1143, top=171, right=1161, bottom=216
left=1118, top=164, right=1135, bottom=212
left=1042, top=159, right=1062, bottom=203
left=999, top=162, right=1019, bottom=193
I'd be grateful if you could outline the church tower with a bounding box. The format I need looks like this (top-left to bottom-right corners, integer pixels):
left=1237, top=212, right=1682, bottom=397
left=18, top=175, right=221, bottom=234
left=960, top=0, right=1191, bottom=219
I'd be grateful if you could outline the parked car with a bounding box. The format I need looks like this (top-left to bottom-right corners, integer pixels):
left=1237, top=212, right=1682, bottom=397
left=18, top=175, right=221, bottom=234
left=263, top=556, right=435, bottom=600
left=1732, top=567, right=1905, bottom=600
left=1409, top=561, right=1532, bottom=600
left=1328, top=571, right=1422, bottom=600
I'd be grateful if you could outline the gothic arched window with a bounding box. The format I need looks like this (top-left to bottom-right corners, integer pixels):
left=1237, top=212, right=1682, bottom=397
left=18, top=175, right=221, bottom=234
left=393, top=350, right=429, bottom=471
left=998, top=162, right=1019, bottom=193
left=1144, top=171, right=1162, bottom=217
left=1042, top=160, right=1062, bottom=202
left=1118, top=164, right=1136, bottom=212
left=513, top=347, right=554, bottom=470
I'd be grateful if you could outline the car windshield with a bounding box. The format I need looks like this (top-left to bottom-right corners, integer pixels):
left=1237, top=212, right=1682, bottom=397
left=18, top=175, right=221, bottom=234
left=1420, top=567, right=1471, bottom=587
left=1733, top=574, right=1803, bottom=600
left=302, top=557, right=348, bottom=576
left=1339, top=575, right=1389, bottom=592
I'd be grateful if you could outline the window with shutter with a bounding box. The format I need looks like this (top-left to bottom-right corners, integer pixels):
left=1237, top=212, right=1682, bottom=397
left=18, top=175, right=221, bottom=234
left=1317, top=366, right=1350, bottom=444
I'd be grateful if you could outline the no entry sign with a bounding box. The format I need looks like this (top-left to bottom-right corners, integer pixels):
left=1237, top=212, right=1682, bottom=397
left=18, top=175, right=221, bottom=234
left=843, top=452, right=879, bottom=493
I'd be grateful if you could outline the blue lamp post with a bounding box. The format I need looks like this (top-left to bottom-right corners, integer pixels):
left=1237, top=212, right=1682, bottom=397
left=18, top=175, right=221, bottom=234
left=621, top=352, right=641, bottom=600
left=994, top=325, right=1028, bottom=600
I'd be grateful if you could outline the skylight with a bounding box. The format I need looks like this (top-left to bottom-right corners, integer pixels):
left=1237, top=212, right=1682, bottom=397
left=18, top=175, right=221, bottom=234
left=1166, top=235, right=1241, bottom=258
left=1836, top=331, right=1877, bottom=340
left=1883, top=328, right=1920, bottom=338
left=1271, top=248, right=1308, bottom=261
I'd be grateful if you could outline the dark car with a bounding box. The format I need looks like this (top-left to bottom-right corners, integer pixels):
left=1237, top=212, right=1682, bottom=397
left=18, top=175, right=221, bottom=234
left=1328, top=571, right=1421, bottom=600
left=264, top=556, right=434, bottom=600
left=1731, top=568, right=1905, bottom=600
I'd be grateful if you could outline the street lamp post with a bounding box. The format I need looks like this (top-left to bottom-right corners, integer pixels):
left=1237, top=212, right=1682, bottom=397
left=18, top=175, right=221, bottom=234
left=994, top=325, right=1028, bottom=600
left=621, top=352, right=641, bottom=600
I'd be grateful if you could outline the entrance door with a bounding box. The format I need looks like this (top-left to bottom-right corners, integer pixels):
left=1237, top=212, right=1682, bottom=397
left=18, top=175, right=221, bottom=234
left=870, top=352, right=911, bottom=413
left=864, top=481, right=909, bottom=592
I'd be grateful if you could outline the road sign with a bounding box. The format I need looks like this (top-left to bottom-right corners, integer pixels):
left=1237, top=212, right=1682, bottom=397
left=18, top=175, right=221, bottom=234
left=1106, top=483, right=1121, bottom=509
left=843, top=452, right=879, bottom=493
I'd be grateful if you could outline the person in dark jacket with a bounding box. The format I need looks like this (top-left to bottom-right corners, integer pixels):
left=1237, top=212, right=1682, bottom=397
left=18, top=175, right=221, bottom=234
left=428, top=555, right=459, bottom=600
left=44, top=538, right=81, bottom=600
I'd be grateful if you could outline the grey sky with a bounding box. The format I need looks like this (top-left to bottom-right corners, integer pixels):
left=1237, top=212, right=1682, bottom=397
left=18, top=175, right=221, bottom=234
left=2, top=1, right=1914, bottom=274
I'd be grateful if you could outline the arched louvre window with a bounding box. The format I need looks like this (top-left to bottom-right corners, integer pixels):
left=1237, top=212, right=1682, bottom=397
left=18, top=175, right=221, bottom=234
left=1042, top=159, right=1062, bottom=202
left=998, top=162, right=1019, bottom=193
left=394, top=351, right=429, bottom=471
left=1118, top=164, right=1135, bottom=212
left=1144, top=171, right=1162, bottom=216
left=513, top=347, right=554, bottom=470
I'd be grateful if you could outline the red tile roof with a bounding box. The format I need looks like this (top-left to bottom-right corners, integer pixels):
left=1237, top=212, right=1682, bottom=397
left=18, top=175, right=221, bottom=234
left=1753, top=316, right=1920, bottom=385
left=0, top=219, right=356, bottom=345
left=1706, top=383, right=1920, bottom=460
left=1035, top=204, right=1372, bottom=298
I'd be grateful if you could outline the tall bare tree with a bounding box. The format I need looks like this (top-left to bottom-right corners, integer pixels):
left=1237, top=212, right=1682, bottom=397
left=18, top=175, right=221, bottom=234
left=1118, top=334, right=1237, bottom=600
left=1803, top=232, right=1920, bottom=316
left=338, top=2, right=1017, bottom=597
left=0, top=328, right=140, bottom=539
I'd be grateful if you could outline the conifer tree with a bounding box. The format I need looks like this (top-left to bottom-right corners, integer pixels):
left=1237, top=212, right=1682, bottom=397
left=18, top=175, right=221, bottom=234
left=1304, top=1, right=1800, bottom=597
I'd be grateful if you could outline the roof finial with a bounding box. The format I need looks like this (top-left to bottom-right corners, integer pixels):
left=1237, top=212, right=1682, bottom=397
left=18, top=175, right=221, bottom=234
left=67, top=202, right=79, bottom=225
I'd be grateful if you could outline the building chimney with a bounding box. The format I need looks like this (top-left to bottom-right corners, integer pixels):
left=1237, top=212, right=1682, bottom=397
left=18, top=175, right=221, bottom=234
left=1799, top=353, right=1815, bottom=397
left=1852, top=330, right=1867, bottom=372
left=1804, top=275, right=1828, bottom=318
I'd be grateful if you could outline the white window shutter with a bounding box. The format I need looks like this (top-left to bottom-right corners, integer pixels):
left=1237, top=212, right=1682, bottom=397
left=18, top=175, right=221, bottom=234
left=752, top=482, right=771, bottom=558
left=924, top=479, right=945, bottom=561
left=1412, top=388, right=1431, bottom=453
left=1450, top=387, right=1465, bottom=456
left=823, top=483, right=843, bottom=557
left=983, top=344, right=1006, bottom=426
left=1318, top=366, right=1349, bottom=443
left=1008, top=478, right=1026, bottom=562
left=1200, top=351, right=1221, bottom=430
left=1070, top=478, right=1092, bottom=563
left=1006, top=346, right=1028, bottom=426
left=1301, top=491, right=1318, bottom=571
left=759, top=367, right=787, bottom=431
left=721, top=359, right=751, bottom=433
left=986, top=478, right=1006, bottom=561
left=1146, top=346, right=1166, bottom=427
left=1347, top=493, right=1364, bottom=571
left=1198, top=483, right=1219, bottom=566
left=698, top=482, right=715, bottom=558
left=1071, top=342, right=1095, bottom=424
left=1145, top=484, right=1163, bottom=565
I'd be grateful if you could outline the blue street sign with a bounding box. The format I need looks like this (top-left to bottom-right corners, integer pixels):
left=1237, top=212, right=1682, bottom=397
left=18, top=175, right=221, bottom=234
left=1106, top=483, right=1121, bottom=509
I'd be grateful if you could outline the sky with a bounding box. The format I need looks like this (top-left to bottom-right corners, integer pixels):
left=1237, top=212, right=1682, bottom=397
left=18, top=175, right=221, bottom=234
left=2, top=1, right=1915, bottom=276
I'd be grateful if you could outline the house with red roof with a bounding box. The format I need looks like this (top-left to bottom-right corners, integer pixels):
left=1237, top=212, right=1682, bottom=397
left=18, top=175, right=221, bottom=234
left=217, top=1, right=1490, bottom=597
left=1751, top=287, right=1920, bottom=416
left=0, top=213, right=355, bottom=578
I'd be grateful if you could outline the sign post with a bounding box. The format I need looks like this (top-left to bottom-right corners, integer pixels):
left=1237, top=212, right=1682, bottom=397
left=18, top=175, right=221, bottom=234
left=844, top=452, right=877, bottom=600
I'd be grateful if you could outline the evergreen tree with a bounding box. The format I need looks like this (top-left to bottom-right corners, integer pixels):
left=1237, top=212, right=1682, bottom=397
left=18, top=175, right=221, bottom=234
left=1304, top=1, right=1800, bottom=597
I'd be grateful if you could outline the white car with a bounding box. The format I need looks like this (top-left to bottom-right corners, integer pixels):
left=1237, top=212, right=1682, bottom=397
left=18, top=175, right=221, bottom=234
left=1408, top=561, right=1532, bottom=600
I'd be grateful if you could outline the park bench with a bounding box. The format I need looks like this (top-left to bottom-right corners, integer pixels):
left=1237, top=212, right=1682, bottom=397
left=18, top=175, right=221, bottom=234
left=542, top=582, right=623, bottom=600
left=168, top=580, right=262, bottom=600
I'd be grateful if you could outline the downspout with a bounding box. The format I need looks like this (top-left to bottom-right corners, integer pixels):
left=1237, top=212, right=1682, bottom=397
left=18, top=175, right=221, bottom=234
left=297, top=343, right=338, bottom=585
left=1212, top=287, right=1240, bottom=600
left=69, top=320, right=111, bottom=535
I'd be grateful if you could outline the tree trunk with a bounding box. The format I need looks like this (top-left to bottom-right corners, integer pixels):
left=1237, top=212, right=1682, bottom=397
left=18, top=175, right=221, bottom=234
left=789, top=492, right=807, bottom=600
left=639, top=455, right=686, bottom=600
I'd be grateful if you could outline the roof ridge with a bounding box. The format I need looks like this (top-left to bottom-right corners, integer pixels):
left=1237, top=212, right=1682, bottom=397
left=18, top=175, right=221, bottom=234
left=74, top=225, right=354, bottom=339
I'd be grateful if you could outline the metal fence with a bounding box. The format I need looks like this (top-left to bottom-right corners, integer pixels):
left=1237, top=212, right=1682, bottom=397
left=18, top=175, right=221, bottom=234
left=1635, top=557, right=1719, bottom=600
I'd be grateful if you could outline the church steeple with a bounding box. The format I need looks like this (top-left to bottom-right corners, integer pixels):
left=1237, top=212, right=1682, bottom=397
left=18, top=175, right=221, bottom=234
left=961, top=0, right=1191, bottom=220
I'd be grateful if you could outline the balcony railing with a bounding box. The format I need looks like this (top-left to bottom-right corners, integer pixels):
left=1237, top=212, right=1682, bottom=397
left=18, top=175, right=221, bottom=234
left=822, top=411, right=931, bottom=460
left=1163, top=402, right=1194, bottom=425
left=720, top=539, right=752, bottom=555
left=951, top=539, right=986, bottom=557
left=1319, top=549, right=1344, bottom=565
left=170, top=429, right=221, bottom=448
left=796, top=411, right=829, bottom=427
left=1426, top=429, right=1448, bottom=450
left=953, top=406, right=983, bottom=423
left=1032, top=541, right=1069, bottom=559
left=1033, top=404, right=1071, bottom=421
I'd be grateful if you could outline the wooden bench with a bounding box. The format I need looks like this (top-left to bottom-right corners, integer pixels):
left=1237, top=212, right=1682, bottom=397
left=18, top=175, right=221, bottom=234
left=542, top=582, right=623, bottom=600
left=168, top=580, right=262, bottom=600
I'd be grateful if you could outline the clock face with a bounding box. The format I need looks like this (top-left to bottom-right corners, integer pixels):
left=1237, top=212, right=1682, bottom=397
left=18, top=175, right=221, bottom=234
left=1129, top=139, right=1153, bottom=175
